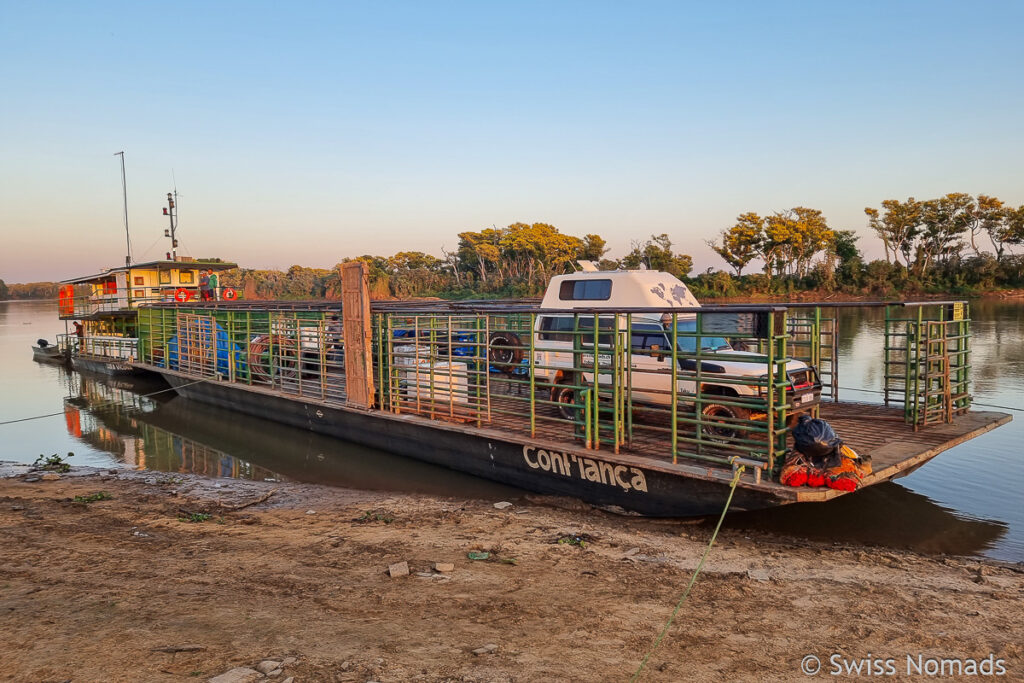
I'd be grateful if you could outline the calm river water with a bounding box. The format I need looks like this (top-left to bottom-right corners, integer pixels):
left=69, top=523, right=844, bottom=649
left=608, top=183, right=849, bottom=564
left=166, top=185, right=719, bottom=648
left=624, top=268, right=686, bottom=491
left=2, top=299, right=1021, bottom=562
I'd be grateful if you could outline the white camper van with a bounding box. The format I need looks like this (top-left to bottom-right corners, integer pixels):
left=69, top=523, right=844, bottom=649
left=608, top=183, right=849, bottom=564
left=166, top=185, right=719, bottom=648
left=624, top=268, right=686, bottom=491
left=528, top=267, right=821, bottom=430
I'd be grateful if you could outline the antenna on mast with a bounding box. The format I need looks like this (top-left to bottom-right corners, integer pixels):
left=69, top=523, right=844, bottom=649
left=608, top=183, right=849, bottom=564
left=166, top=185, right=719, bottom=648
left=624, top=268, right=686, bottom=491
left=163, top=190, right=178, bottom=261
left=114, top=151, right=131, bottom=266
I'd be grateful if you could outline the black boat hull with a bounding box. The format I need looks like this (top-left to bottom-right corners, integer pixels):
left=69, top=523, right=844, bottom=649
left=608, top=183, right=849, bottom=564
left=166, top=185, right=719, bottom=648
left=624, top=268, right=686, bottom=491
left=159, top=371, right=790, bottom=516
left=72, top=354, right=147, bottom=377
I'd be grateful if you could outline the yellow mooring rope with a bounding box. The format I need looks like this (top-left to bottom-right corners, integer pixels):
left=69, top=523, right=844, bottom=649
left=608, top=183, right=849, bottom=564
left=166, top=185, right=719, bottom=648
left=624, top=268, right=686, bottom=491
left=630, top=465, right=745, bottom=682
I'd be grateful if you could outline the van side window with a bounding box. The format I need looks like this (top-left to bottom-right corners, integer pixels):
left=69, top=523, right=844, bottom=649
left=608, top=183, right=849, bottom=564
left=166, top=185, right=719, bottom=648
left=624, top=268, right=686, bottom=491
left=578, top=316, right=614, bottom=346
left=538, top=316, right=576, bottom=342
left=558, top=279, right=612, bottom=301
left=630, top=324, right=668, bottom=352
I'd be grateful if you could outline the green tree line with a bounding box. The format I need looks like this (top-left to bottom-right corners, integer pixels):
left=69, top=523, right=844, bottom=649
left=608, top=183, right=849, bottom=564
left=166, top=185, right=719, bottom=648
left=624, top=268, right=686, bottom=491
left=0, top=280, right=61, bottom=300
left=706, top=192, right=1024, bottom=297
left=220, top=223, right=693, bottom=300
left=7, top=195, right=1023, bottom=301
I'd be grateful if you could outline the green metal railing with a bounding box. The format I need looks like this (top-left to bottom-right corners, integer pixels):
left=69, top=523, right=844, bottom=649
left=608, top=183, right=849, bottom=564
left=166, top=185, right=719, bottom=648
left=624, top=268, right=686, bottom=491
left=133, top=298, right=972, bottom=477
left=884, top=302, right=971, bottom=429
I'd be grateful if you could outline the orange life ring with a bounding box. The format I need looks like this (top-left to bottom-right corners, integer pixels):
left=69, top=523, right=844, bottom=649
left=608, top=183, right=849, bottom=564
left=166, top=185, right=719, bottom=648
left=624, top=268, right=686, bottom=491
left=174, top=288, right=190, bottom=302
left=222, top=287, right=237, bottom=300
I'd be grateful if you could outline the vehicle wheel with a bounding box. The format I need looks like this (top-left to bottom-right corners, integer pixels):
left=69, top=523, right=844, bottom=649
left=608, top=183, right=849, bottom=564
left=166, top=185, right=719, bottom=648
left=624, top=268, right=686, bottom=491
left=701, top=403, right=750, bottom=442
left=552, top=383, right=581, bottom=421
left=488, top=330, right=524, bottom=370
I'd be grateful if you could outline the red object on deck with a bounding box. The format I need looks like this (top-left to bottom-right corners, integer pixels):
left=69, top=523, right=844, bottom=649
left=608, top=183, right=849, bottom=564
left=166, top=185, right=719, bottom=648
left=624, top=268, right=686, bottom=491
left=174, top=288, right=191, bottom=302
left=58, top=285, right=74, bottom=316
left=222, top=287, right=237, bottom=300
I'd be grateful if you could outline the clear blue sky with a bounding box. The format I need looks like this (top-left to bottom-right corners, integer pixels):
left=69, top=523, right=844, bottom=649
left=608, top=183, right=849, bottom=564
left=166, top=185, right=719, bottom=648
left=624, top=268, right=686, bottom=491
left=2, top=1, right=1022, bottom=282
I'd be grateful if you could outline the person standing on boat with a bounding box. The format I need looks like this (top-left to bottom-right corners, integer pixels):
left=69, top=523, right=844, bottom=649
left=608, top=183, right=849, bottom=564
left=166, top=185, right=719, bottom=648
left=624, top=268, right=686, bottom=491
left=208, top=270, right=220, bottom=301
left=72, top=321, right=84, bottom=354
left=199, top=270, right=211, bottom=301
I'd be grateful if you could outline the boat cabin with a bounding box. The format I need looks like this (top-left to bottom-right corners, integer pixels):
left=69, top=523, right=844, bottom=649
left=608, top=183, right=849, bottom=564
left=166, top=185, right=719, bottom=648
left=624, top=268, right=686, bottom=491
left=56, top=259, right=236, bottom=372
left=58, top=259, right=237, bottom=320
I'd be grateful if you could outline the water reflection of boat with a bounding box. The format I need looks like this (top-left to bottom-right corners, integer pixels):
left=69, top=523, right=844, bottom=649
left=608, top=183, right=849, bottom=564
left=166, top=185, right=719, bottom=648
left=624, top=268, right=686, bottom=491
left=63, top=373, right=279, bottom=481
left=64, top=373, right=519, bottom=498
left=724, top=481, right=1008, bottom=558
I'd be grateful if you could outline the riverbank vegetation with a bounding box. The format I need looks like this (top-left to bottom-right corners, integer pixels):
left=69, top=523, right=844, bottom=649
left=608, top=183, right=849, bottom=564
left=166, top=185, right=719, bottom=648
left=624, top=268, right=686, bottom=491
left=7, top=192, right=1023, bottom=301
left=221, top=192, right=1024, bottom=300
left=0, top=280, right=60, bottom=300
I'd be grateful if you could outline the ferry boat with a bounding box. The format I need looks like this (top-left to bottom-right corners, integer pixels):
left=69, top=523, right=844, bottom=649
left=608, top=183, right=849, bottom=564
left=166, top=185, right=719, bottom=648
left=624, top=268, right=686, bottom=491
left=127, top=262, right=1011, bottom=516
left=55, top=258, right=237, bottom=376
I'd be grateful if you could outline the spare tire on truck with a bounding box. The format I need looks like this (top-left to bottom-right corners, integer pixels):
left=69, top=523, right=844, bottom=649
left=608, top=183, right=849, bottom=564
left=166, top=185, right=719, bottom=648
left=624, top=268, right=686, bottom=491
left=488, top=330, right=524, bottom=371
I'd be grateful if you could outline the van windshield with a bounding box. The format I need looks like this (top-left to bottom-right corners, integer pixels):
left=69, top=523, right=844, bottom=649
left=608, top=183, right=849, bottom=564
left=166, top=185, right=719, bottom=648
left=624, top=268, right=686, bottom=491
left=674, top=320, right=731, bottom=353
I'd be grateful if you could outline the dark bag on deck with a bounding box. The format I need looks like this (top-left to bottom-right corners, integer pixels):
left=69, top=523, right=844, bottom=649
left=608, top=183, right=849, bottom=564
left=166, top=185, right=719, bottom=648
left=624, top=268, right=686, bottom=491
left=792, top=415, right=842, bottom=459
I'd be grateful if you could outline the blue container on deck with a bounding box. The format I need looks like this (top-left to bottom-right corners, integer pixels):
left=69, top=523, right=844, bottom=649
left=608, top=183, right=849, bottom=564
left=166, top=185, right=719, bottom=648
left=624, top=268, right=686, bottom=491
left=168, top=321, right=247, bottom=377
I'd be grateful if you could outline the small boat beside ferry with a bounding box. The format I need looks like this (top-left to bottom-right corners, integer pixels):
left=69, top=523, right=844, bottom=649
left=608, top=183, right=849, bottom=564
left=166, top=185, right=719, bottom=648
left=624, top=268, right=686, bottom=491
left=31, top=338, right=68, bottom=365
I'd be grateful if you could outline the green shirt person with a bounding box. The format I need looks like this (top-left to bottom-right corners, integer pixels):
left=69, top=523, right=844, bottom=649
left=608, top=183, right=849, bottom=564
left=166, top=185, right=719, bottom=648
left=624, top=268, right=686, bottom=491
left=208, top=272, right=220, bottom=300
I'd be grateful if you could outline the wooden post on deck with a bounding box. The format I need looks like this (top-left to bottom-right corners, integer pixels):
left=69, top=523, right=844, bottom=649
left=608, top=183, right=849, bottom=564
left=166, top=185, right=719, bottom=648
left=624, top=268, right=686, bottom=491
left=340, top=261, right=376, bottom=408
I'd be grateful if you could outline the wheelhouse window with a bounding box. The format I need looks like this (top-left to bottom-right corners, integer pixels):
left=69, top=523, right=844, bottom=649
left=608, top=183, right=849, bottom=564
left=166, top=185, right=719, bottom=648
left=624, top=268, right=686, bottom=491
left=558, top=279, right=612, bottom=301
left=178, top=271, right=195, bottom=284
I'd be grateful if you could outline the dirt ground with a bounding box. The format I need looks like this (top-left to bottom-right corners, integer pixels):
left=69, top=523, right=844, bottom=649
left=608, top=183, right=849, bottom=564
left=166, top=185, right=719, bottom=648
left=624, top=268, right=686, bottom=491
left=0, top=465, right=1021, bottom=682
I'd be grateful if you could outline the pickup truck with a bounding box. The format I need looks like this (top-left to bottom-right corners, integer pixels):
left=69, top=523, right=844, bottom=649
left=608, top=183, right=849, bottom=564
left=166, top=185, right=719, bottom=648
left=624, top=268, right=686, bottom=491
left=520, top=267, right=821, bottom=437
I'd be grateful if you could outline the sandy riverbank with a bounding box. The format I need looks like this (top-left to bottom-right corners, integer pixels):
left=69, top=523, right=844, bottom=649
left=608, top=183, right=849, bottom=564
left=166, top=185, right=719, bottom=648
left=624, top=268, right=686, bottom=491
left=1, top=465, right=1021, bottom=682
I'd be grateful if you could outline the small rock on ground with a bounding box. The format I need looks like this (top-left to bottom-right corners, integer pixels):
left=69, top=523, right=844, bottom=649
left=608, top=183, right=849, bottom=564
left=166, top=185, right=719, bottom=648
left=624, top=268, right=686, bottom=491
left=472, top=643, right=499, bottom=656
left=40, top=473, right=61, bottom=481
left=388, top=561, right=410, bottom=577
left=747, top=569, right=770, bottom=582
left=256, top=659, right=281, bottom=674
left=433, top=562, right=455, bottom=572
left=493, top=501, right=513, bottom=510
left=207, top=667, right=262, bottom=683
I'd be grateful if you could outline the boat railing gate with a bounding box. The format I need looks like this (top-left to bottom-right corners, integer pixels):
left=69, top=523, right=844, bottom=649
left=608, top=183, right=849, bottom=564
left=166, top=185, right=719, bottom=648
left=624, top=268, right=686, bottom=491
left=57, top=333, right=79, bottom=356
left=73, top=334, right=139, bottom=362
left=882, top=301, right=972, bottom=429
left=138, top=305, right=347, bottom=404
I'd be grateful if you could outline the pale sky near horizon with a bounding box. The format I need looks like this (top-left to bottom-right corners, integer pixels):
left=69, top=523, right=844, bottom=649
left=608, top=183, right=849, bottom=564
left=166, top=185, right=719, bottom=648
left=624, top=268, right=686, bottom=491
left=2, top=1, right=1022, bottom=283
